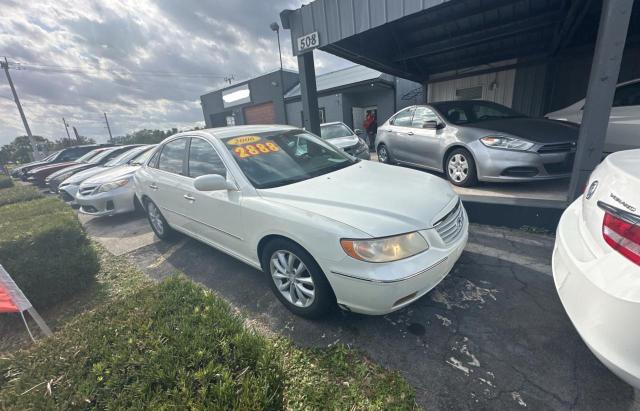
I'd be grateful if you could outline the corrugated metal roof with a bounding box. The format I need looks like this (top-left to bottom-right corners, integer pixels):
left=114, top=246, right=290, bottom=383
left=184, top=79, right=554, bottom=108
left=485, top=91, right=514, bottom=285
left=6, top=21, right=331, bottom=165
left=284, top=65, right=386, bottom=98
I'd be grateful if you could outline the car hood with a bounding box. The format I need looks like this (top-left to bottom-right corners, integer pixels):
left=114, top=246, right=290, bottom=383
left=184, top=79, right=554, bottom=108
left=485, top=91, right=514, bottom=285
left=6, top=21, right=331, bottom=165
left=49, top=163, right=93, bottom=180
left=81, top=164, right=139, bottom=186
left=468, top=117, right=579, bottom=143
left=257, top=160, right=458, bottom=237
left=62, top=165, right=109, bottom=185
left=326, top=135, right=359, bottom=148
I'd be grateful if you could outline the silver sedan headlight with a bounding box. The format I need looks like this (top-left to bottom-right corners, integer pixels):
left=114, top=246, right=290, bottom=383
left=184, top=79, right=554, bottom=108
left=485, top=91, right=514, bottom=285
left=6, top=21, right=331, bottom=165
left=97, top=178, right=129, bottom=193
left=480, top=135, right=534, bottom=151
left=340, top=232, right=429, bottom=263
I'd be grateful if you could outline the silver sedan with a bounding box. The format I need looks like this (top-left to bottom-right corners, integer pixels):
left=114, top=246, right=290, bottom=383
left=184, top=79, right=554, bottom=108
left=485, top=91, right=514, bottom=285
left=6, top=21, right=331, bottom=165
left=375, top=100, right=579, bottom=186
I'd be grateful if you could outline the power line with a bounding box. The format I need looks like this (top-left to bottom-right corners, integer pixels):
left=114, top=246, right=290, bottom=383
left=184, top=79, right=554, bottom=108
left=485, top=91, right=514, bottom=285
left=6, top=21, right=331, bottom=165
left=6, top=59, right=230, bottom=79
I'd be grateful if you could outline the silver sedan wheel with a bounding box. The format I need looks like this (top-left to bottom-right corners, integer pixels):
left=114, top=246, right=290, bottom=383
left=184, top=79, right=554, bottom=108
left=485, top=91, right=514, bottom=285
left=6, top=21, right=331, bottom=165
left=448, top=153, right=469, bottom=183
left=147, top=202, right=164, bottom=235
left=378, top=145, right=389, bottom=163
left=270, top=250, right=315, bottom=308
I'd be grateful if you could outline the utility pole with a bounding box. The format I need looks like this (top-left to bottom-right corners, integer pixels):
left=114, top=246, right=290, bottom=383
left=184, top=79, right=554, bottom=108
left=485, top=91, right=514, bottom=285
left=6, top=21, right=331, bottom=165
left=270, top=22, right=288, bottom=125
left=62, top=117, right=71, bottom=141
left=2, top=57, right=40, bottom=160
left=72, top=126, right=81, bottom=144
left=104, top=112, right=113, bottom=143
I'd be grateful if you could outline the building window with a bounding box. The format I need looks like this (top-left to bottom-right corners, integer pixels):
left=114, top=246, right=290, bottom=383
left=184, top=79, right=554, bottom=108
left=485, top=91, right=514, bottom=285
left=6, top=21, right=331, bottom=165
left=456, top=86, right=483, bottom=100
left=300, top=107, right=326, bottom=125
left=226, top=115, right=235, bottom=126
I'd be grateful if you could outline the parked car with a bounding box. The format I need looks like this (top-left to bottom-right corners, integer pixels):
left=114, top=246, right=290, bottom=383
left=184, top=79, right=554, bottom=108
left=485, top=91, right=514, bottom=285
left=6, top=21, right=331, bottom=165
left=546, top=79, right=640, bottom=153
left=376, top=100, right=579, bottom=186
left=44, top=147, right=113, bottom=192
left=25, top=144, right=113, bottom=186
left=47, top=144, right=144, bottom=192
left=135, top=125, right=468, bottom=318
left=10, top=151, right=60, bottom=179
left=553, top=149, right=640, bottom=389
left=319, top=122, right=370, bottom=160
left=13, top=144, right=111, bottom=180
left=64, top=145, right=156, bottom=213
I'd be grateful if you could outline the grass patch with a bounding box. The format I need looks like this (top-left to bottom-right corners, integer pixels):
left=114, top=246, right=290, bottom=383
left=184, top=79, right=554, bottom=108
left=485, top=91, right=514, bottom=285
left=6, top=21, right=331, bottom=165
left=0, top=197, right=99, bottom=307
left=0, top=175, right=13, bottom=189
left=0, top=184, right=43, bottom=207
left=0, top=248, right=416, bottom=410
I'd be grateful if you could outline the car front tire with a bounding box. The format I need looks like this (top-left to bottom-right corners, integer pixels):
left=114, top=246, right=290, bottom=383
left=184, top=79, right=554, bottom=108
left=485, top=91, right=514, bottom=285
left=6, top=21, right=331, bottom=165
left=145, top=199, right=175, bottom=240
left=445, top=148, right=478, bottom=187
left=261, top=238, right=335, bottom=319
left=377, top=143, right=393, bottom=164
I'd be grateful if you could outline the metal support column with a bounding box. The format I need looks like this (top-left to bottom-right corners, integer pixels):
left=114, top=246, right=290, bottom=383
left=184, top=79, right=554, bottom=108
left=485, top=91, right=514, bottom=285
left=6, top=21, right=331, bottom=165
left=568, top=0, right=634, bottom=201
left=297, top=51, right=320, bottom=135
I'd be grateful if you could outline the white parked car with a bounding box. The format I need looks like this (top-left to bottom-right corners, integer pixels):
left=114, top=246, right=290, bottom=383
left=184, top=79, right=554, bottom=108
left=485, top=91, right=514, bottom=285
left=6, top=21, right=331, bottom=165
left=553, top=149, right=640, bottom=388
left=319, top=122, right=370, bottom=160
left=135, top=125, right=468, bottom=318
left=74, top=146, right=156, bottom=217
left=546, top=79, right=640, bottom=153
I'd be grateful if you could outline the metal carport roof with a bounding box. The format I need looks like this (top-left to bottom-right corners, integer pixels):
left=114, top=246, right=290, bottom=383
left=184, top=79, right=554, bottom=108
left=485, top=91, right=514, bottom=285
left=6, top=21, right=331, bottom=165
left=284, top=65, right=392, bottom=99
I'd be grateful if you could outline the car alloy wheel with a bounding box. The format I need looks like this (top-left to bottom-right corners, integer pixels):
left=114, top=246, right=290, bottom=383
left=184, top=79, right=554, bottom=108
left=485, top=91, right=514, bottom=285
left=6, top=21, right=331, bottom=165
left=377, top=144, right=390, bottom=163
left=270, top=250, right=315, bottom=307
left=147, top=202, right=164, bottom=235
left=448, top=154, right=469, bottom=183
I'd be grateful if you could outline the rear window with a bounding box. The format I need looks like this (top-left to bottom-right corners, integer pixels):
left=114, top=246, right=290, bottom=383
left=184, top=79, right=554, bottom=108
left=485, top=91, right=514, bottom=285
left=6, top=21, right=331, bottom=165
left=320, top=123, right=353, bottom=139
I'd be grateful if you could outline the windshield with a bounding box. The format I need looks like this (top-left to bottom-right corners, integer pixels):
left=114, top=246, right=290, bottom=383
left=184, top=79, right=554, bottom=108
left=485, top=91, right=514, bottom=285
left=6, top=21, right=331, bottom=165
left=43, top=151, right=59, bottom=161
left=87, top=148, right=118, bottom=164
left=105, top=145, right=150, bottom=167
left=129, top=146, right=156, bottom=165
left=320, top=123, right=353, bottom=139
left=222, top=130, right=357, bottom=189
left=433, top=101, right=525, bottom=125
left=76, top=149, right=102, bottom=163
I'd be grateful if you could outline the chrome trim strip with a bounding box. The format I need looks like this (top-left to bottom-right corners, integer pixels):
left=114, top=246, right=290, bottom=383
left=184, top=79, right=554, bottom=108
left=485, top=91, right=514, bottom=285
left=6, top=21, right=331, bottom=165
left=597, top=201, right=640, bottom=225
left=160, top=206, right=243, bottom=240
left=330, top=256, right=448, bottom=284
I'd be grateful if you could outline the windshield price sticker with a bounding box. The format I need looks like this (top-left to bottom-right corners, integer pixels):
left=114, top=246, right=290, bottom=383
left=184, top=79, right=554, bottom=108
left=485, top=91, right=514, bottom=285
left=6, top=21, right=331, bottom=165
left=227, top=136, right=261, bottom=146
left=232, top=141, right=280, bottom=159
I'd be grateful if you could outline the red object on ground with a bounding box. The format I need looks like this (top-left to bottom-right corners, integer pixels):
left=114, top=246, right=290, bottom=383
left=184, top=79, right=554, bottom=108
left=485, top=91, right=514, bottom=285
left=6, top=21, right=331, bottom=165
left=0, top=283, right=20, bottom=313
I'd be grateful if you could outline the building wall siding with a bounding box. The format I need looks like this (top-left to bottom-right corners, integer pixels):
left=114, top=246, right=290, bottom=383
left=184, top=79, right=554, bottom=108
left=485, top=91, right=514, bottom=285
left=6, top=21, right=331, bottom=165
left=512, top=64, right=547, bottom=117
left=427, top=68, right=516, bottom=107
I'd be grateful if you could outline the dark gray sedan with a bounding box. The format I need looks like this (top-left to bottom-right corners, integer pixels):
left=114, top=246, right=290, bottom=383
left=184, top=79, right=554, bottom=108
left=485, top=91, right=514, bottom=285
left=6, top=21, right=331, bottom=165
left=375, top=100, right=579, bottom=186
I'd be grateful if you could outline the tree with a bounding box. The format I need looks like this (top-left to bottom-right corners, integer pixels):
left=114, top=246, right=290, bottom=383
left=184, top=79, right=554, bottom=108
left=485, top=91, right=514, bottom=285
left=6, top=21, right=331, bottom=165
left=0, top=135, right=52, bottom=164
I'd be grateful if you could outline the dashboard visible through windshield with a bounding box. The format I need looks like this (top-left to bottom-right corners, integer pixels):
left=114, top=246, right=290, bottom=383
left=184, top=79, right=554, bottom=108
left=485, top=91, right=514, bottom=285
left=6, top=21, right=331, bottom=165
left=222, top=130, right=357, bottom=189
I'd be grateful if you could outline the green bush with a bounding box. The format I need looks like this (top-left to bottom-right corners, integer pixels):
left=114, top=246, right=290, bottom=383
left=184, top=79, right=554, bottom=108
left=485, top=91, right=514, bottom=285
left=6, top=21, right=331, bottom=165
left=0, top=276, right=417, bottom=410
left=0, top=197, right=98, bottom=307
left=0, top=175, right=13, bottom=189
left=0, top=185, right=43, bottom=207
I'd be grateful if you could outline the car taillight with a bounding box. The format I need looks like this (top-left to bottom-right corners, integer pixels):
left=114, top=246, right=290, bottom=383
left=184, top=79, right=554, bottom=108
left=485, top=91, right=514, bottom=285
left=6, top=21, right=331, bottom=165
left=602, top=212, right=640, bottom=266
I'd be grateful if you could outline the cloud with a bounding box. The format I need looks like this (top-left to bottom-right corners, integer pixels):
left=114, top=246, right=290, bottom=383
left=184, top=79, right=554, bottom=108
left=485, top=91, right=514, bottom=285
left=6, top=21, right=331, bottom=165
left=0, top=0, right=353, bottom=145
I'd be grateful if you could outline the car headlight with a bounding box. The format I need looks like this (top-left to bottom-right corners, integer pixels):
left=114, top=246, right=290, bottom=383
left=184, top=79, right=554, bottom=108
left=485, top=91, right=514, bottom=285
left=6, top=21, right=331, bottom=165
left=97, top=178, right=129, bottom=193
left=56, top=171, right=75, bottom=182
left=340, top=232, right=429, bottom=263
left=480, top=135, right=534, bottom=151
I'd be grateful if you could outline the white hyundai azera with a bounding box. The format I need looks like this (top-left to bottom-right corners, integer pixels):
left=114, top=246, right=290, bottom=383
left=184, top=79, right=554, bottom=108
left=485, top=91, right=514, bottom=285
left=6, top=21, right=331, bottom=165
left=134, top=125, right=468, bottom=318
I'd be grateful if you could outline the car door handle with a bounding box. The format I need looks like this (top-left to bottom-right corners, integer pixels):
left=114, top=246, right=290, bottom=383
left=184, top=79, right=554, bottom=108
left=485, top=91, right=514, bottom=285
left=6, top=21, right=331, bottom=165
left=183, top=194, right=195, bottom=202
left=406, top=131, right=414, bottom=136
left=149, top=183, right=158, bottom=190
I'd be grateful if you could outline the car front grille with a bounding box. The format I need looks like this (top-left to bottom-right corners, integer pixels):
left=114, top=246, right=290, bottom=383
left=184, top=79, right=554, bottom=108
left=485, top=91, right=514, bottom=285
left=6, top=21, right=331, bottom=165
left=434, top=200, right=465, bottom=245
left=79, top=185, right=98, bottom=196
left=544, top=153, right=575, bottom=174
left=537, top=142, right=575, bottom=153
left=60, top=191, right=74, bottom=202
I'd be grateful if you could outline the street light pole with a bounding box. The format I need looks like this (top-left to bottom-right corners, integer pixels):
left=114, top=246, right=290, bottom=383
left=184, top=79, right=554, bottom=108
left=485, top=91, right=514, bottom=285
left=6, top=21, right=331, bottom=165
left=271, top=22, right=288, bottom=125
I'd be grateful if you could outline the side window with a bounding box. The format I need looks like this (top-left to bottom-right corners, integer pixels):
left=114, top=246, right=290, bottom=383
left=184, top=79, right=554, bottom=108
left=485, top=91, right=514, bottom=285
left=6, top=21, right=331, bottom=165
left=188, top=138, right=226, bottom=178
left=147, top=148, right=160, bottom=168
left=411, top=107, right=438, bottom=128
left=613, top=82, right=640, bottom=107
left=391, top=108, right=414, bottom=127
left=59, top=148, right=80, bottom=161
left=158, top=138, right=187, bottom=175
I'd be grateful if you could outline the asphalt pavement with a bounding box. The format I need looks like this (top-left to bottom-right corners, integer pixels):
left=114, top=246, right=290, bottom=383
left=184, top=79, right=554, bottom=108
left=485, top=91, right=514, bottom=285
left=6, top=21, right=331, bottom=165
left=80, top=212, right=640, bottom=410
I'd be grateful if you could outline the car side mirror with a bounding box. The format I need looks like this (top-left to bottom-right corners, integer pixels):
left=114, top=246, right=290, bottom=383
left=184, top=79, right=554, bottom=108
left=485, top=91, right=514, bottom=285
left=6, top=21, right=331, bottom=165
left=193, top=174, right=232, bottom=191
left=422, top=120, right=439, bottom=129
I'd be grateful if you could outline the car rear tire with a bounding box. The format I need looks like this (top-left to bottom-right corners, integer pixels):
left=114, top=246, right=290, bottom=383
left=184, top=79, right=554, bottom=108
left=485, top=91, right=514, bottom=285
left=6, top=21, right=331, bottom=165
left=145, top=199, right=175, bottom=240
left=261, top=238, right=335, bottom=319
left=377, top=143, right=393, bottom=164
left=446, top=148, right=478, bottom=187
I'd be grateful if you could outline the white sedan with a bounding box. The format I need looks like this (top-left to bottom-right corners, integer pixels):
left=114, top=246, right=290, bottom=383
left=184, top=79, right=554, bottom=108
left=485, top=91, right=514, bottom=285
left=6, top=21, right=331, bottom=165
left=134, top=125, right=468, bottom=318
left=553, top=149, right=640, bottom=388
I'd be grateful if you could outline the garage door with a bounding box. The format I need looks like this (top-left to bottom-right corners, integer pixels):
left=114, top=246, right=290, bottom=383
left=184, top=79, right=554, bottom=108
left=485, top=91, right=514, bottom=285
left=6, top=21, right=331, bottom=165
left=244, top=102, right=275, bottom=124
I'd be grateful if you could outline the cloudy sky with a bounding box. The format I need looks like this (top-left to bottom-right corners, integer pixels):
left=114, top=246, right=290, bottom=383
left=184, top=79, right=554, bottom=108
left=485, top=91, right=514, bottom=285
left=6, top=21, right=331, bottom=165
left=0, top=0, right=353, bottom=145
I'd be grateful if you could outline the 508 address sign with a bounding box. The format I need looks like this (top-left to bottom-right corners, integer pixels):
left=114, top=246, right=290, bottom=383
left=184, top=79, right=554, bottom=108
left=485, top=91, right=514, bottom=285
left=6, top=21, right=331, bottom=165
left=297, top=32, right=319, bottom=52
